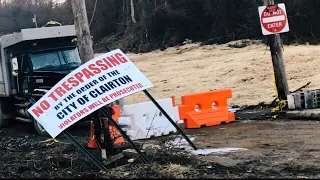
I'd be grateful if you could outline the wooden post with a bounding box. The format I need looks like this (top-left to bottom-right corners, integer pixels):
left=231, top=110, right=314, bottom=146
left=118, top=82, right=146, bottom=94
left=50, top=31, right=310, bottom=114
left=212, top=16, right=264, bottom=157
left=71, top=0, right=94, bottom=63
left=263, top=0, right=289, bottom=100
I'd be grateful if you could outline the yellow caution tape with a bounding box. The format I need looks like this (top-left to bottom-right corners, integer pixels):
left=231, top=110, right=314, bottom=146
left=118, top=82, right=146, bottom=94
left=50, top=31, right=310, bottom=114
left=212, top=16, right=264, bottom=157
left=297, top=175, right=308, bottom=179
left=40, top=138, right=59, bottom=143
left=40, top=138, right=60, bottom=146
left=271, top=100, right=287, bottom=113
left=272, top=74, right=278, bottom=98
left=71, top=38, right=78, bottom=43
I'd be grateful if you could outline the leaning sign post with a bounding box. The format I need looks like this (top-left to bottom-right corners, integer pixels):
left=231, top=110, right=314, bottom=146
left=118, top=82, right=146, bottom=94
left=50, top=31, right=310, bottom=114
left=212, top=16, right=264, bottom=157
left=28, top=49, right=197, bottom=171
left=259, top=2, right=290, bottom=101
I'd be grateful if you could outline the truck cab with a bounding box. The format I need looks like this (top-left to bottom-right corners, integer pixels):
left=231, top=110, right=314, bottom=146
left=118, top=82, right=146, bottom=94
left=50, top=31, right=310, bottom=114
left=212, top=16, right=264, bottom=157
left=12, top=39, right=81, bottom=96
left=0, top=25, right=82, bottom=136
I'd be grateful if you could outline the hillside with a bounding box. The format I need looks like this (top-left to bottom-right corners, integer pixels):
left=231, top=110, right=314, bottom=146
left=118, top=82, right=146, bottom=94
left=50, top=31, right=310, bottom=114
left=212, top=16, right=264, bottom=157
left=97, top=40, right=320, bottom=107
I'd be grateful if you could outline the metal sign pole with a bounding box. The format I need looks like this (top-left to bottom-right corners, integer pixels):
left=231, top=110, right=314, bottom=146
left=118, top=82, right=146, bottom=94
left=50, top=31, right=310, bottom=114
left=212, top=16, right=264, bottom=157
left=99, top=108, right=150, bottom=164
left=143, top=90, right=198, bottom=150
left=29, top=98, right=108, bottom=172
left=62, top=131, right=108, bottom=172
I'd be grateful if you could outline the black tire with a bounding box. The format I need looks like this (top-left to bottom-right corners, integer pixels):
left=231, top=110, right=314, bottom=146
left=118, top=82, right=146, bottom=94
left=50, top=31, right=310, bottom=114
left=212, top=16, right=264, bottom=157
left=33, top=119, right=50, bottom=137
left=0, top=100, right=9, bottom=128
left=26, top=95, right=49, bottom=137
left=0, top=117, right=8, bottom=128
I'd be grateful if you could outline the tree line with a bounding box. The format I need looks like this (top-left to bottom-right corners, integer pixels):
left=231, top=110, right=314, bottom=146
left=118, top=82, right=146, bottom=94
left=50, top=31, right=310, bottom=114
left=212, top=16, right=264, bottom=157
left=0, top=0, right=319, bottom=53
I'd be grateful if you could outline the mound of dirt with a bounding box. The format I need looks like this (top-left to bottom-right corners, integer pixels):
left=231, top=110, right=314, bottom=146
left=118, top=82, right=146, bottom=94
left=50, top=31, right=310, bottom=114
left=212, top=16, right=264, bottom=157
left=96, top=41, right=320, bottom=107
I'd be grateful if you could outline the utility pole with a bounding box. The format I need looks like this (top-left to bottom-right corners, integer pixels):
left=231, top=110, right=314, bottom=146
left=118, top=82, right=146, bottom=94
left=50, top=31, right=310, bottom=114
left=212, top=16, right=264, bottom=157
left=262, top=0, right=289, bottom=101
left=71, top=0, right=94, bottom=63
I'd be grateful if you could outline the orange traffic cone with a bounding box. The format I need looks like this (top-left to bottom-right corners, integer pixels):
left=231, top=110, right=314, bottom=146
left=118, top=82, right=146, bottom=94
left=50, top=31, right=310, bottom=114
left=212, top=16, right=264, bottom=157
left=87, top=120, right=97, bottom=149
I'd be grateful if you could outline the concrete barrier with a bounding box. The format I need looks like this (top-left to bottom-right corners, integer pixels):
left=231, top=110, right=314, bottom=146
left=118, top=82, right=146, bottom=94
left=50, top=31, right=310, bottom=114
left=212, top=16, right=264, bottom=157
left=119, top=98, right=180, bottom=140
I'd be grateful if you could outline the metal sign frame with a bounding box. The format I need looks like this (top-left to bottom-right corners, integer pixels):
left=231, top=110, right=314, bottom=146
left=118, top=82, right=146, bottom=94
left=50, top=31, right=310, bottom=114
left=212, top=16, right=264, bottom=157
left=29, top=89, right=198, bottom=172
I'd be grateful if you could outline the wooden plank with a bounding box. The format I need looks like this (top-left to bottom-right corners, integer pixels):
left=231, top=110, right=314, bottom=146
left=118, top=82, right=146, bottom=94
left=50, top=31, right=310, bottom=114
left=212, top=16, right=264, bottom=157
left=103, top=152, right=125, bottom=166
left=286, top=109, right=320, bottom=119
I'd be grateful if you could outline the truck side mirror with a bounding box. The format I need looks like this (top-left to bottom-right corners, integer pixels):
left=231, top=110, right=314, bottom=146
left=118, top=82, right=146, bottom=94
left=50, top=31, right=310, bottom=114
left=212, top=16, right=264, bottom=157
left=12, top=57, right=18, bottom=76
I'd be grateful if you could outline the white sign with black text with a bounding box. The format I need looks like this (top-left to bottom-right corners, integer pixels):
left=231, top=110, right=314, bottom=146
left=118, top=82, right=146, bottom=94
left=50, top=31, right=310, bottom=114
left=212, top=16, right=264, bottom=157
left=28, top=49, right=153, bottom=138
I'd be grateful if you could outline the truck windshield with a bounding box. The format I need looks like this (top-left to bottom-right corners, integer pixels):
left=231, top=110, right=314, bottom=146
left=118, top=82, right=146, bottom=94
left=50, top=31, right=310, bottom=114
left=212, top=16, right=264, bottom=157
left=30, top=48, right=81, bottom=71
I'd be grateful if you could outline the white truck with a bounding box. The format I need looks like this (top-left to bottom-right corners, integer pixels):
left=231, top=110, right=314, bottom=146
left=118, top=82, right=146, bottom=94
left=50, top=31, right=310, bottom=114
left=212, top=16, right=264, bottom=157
left=0, top=24, right=83, bottom=136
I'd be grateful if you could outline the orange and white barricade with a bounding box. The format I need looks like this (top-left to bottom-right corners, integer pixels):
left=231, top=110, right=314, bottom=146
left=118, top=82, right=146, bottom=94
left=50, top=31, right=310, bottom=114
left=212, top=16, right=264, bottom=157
left=177, top=89, right=235, bottom=128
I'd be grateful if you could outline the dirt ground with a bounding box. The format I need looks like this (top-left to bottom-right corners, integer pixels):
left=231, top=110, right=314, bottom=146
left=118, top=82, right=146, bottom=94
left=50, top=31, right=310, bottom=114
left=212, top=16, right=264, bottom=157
left=1, top=108, right=319, bottom=179
left=1, top=42, right=320, bottom=178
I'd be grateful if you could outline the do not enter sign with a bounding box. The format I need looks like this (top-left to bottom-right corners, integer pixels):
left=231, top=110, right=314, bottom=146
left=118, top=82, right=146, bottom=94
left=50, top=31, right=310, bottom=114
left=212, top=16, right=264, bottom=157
left=258, top=3, right=289, bottom=35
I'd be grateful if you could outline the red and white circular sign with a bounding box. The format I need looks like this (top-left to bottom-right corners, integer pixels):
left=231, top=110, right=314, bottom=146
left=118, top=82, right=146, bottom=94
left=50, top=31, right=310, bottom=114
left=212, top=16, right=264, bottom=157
left=259, top=3, right=289, bottom=35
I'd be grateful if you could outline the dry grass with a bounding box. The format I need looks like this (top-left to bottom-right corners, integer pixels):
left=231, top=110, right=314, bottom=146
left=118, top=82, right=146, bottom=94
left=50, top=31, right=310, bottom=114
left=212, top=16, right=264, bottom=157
left=163, top=163, right=190, bottom=178
left=97, top=40, right=320, bottom=106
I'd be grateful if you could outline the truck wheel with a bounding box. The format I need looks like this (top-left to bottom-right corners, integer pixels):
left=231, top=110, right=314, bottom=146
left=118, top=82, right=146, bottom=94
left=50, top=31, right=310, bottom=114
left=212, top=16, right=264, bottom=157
left=0, top=100, right=9, bottom=128
left=33, top=119, right=50, bottom=137
left=0, top=118, right=8, bottom=128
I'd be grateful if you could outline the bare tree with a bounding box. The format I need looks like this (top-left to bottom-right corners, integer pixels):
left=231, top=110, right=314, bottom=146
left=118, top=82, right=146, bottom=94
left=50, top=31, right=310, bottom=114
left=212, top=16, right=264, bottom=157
left=130, top=0, right=136, bottom=23
left=71, top=0, right=94, bottom=63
